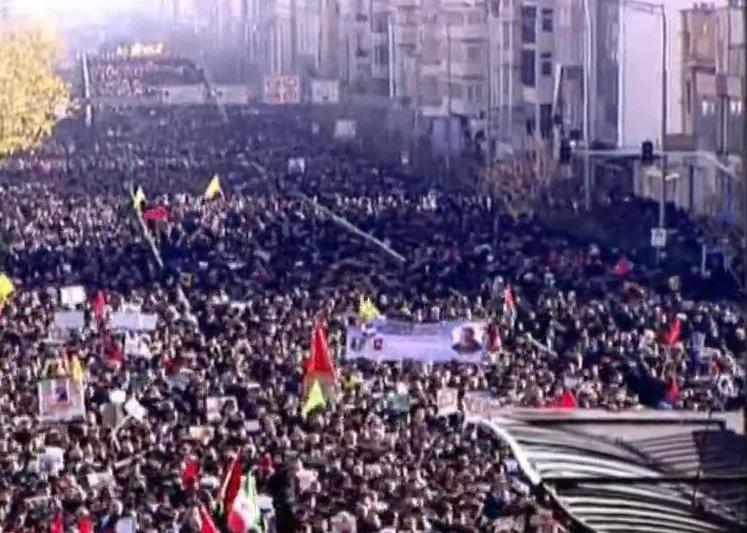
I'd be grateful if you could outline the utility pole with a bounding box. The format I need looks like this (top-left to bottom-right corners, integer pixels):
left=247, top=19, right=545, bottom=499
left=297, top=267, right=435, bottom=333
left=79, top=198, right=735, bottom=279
left=446, top=21, right=452, bottom=174
left=484, top=0, right=493, bottom=171
left=741, top=0, right=746, bottom=440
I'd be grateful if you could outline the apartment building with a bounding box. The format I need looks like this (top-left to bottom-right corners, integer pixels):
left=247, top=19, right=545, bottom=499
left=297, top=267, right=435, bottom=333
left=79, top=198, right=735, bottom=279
left=680, top=0, right=744, bottom=155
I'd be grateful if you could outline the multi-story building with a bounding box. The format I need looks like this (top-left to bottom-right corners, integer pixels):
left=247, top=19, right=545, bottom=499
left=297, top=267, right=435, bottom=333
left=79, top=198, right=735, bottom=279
left=680, top=0, right=744, bottom=156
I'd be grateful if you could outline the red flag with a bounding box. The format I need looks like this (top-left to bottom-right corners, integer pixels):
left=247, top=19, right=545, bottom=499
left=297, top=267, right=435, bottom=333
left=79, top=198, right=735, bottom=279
left=103, top=336, right=124, bottom=367
left=664, top=317, right=682, bottom=346
left=92, top=290, right=106, bottom=320
left=557, top=390, right=577, bottom=409
left=503, top=285, right=515, bottom=310
left=78, top=516, right=93, bottom=533
left=303, top=324, right=336, bottom=388
left=199, top=504, right=219, bottom=533
left=181, top=459, right=200, bottom=490
left=51, top=514, right=63, bottom=533
left=219, top=456, right=243, bottom=513
left=486, top=323, right=502, bottom=352
left=142, top=205, right=169, bottom=221
left=613, top=256, right=633, bottom=277
left=666, top=377, right=680, bottom=404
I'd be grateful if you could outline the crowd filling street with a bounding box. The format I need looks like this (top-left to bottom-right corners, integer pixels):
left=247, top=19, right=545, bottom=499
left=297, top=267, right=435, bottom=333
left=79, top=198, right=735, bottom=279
left=0, top=55, right=743, bottom=533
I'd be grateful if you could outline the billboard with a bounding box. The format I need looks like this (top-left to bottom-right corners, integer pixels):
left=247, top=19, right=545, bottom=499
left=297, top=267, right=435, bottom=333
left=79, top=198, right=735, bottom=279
left=213, top=85, right=250, bottom=105
left=263, top=75, right=300, bottom=105
left=311, top=79, right=340, bottom=104
left=160, top=85, right=206, bottom=105
left=334, top=119, right=357, bottom=140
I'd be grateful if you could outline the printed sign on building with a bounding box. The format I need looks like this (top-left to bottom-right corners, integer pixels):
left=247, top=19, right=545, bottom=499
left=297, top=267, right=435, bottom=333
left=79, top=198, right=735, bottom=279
left=334, top=119, right=357, bottom=140
left=160, top=85, right=206, bottom=105
left=263, top=75, right=300, bottom=105
left=311, top=79, right=340, bottom=104
left=213, top=84, right=250, bottom=105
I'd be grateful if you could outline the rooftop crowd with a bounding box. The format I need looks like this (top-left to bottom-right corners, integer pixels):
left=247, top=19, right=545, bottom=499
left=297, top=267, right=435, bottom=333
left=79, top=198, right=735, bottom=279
left=0, top=57, right=743, bottom=533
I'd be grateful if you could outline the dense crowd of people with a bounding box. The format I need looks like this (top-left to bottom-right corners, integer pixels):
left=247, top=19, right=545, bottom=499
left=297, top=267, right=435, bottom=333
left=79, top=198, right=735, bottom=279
left=0, top=56, right=743, bottom=533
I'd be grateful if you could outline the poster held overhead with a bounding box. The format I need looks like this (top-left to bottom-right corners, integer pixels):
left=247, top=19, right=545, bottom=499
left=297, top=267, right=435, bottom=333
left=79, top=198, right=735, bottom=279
left=111, top=311, right=157, bottom=332
left=53, top=311, right=85, bottom=331
left=60, top=285, right=86, bottom=307
left=334, top=119, right=357, bottom=140
left=38, top=378, right=86, bottom=422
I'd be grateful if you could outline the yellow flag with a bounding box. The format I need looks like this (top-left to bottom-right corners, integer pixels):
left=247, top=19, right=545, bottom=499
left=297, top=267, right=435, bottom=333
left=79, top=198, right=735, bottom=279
left=133, top=186, right=146, bottom=211
left=204, top=174, right=223, bottom=200
left=358, top=296, right=381, bottom=323
left=0, top=274, right=14, bottom=301
left=301, top=380, right=326, bottom=418
left=70, top=356, right=85, bottom=383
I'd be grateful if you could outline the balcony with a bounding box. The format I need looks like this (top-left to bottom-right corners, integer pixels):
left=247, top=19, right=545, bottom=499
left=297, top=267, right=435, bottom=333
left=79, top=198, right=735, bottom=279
left=372, top=62, right=389, bottom=80
left=449, top=60, right=485, bottom=79
left=448, top=23, right=486, bottom=41
left=395, top=26, right=418, bottom=47
left=449, top=97, right=483, bottom=117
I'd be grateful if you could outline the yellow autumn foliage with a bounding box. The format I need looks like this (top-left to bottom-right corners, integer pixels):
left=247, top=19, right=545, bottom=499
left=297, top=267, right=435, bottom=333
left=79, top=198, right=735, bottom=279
left=0, top=26, right=69, bottom=157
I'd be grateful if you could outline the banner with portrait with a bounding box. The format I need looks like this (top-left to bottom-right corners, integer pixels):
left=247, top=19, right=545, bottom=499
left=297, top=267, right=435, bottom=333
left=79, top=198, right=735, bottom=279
left=345, top=320, right=488, bottom=364
left=263, top=75, right=300, bottom=105
left=38, top=378, right=86, bottom=423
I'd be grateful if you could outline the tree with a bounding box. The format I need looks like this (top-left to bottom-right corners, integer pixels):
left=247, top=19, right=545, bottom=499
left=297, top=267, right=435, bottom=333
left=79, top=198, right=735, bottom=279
left=0, top=26, right=69, bottom=157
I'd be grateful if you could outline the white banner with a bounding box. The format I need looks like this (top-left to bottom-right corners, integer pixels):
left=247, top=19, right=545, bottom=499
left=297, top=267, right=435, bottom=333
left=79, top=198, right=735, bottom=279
left=124, top=334, right=152, bottom=359
left=111, top=311, right=157, bottom=332
left=54, top=311, right=85, bottom=330
left=263, top=75, right=300, bottom=105
left=345, top=320, right=488, bottom=364
left=334, top=119, right=357, bottom=140
left=60, top=285, right=86, bottom=307
left=311, top=79, right=340, bottom=104
left=206, top=396, right=237, bottom=422
left=38, top=378, right=86, bottom=423
left=160, top=85, right=206, bottom=105
left=436, top=387, right=459, bottom=416
left=287, top=157, right=306, bottom=175
left=213, top=84, right=249, bottom=105
left=463, top=392, right=504, bottom=420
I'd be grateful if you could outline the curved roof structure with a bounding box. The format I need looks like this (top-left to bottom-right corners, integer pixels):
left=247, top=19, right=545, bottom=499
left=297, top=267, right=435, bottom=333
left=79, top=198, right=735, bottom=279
left=472, top=415, right=745, bottom=533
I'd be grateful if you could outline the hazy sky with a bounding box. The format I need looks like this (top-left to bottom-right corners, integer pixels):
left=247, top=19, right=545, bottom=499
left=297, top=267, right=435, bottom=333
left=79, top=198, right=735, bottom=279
left=16, top=0, right=150, bottom=21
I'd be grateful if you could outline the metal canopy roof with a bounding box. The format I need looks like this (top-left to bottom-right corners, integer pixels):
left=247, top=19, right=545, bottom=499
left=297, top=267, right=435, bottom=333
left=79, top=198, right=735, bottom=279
left=475, top=417, right=744, bottom=533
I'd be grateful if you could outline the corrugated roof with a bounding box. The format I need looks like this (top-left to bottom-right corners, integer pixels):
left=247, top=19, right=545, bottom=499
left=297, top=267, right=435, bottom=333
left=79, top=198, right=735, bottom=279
left=474, top=417, right=743, bottom=533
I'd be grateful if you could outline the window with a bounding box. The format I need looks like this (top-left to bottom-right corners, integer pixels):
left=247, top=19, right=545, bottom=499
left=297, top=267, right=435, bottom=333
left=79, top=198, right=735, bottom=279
left=541, top=52, right=552, bottom=76
left=421, top=76, right=440, bottom=105
left=467, top=11, right=484, bottom=25
left=521, top=6, right=536, bottom=44
left=730, top=100, right=743, bottom=115
left=502, top=22, right=511, bottom=48
left=466, top=45, right=482, bottom=62
left=541, top=8, right=553, bottom=32
left=521, top=49, right=536, bottom=87
left=373, top=13, right=388, bottom=33
left=449, top=82, right=464, bottom=99
left=374, top=44, right=389, bottom=66
left=701, top=99, right=716, bottom=115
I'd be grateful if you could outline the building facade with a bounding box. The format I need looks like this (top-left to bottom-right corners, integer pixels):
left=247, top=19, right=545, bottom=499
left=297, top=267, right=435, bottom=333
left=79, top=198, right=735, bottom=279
left=680, top=0, right=744, bottom=156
